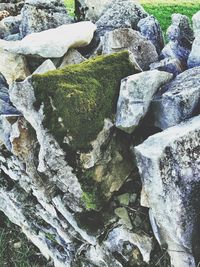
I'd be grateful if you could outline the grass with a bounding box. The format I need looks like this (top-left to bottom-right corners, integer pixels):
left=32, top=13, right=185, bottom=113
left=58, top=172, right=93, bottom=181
left=65, top=0, right=200, bottom=34
left=0, top=212, right=47, bottom=267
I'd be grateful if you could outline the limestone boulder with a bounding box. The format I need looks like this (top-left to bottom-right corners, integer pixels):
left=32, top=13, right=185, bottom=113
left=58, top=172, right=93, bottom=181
left=20, top=0, right=72, bottom=38
left=138, top=15, right=164, bottom=54
left=59, top=49, right=86, bottom=68
left=102, top=28, right=158, bottom=70
left=135, top=115, right=200, bottom=267
left=115, top=70, right=173, bottom=134
left=188, top=35, right=200, bottom=68
left=0, top=21, right=97, bottom=58
left=192, top=10, right=200, bottom=37
left=152, top=66, right=200, bottom=130
left=1, top=14, right=21, bottom=35
left=0, top=48, right=29, bottom=84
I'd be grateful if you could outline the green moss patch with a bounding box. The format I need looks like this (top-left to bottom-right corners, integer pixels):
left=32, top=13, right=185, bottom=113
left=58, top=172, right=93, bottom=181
left=32, top=51, right=136, bottom=152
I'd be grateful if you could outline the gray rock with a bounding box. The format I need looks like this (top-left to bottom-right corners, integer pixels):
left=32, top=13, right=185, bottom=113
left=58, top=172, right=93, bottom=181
left=75, top=0, right=111, bottom=22
left=96, top=0, right=148, bottom=36
left=0, top=21, right=97, bottom=58
left=20, top=0, right=72, bottom=38
left=152, top=66, right=200, bottom=130
left=162, top=40, right=191, bottom=62
left=0, top=2, right=24, bottom=16
left=102, top=28, right=158, bottom=70
left=138, top=15, right=164, bottom=54
left=1, top=14, right=21, bottom=35
left=162, top=14, right=194, bottom=63
left=135, top=115, right=200, bottom=267
left=32, top=59, right=56, bottom=75
left=59, top=49, right=86, bottom=68
left=115, top=70, right=173, bottom=134
left=114, top=207, right=132, bottom=229
left=150, top=57, right=185, bottom=77
left=167, top=13, right=194, bottom=48
left=4, top=32, right=20, bottom=40
left=0, top=20, right=9, bottom=38
left=188, top=35, right=200, bottom=68
left=192, top=10, right=200, bottom=37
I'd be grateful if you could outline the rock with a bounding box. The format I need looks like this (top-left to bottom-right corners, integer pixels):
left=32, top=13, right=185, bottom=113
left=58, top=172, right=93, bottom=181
left=102, top=28, right=158, bottom=70
left=115, top=207, right=132, bottom=229
left=33, top=59, right=56, bottom=75
left=0, top=48, right=29, bottom=84
left=150, top=57, right=185, bottom=77
left=0, top=21, right=97, bottom=58
left=96, top=0, right=148, bottom=36
left=117, top=193, right=130, bottom=206
left=4, top=32, right=20, bottom=41
left=115, top=70, right=173, bottom=134
left=134, top=115, right=200, bottom=267
left=0, top=2, right=24, bottom=16
left=167, top=13, right=194, bottom=48
left=192, top=11, right=200, bottom=37
left=188, top=36, right=200, bottom=68
left=162, top=14, right=194, bottom=63
left=162, top=40, right=191, bottom=62
left=152, top=66, right=200, bottom=130
left=0, top=72, right=20, bottom=115
left=20, top=0, right=72, bottom=38
left=75, top=0, right=111, bottom=22
left=0, top=20, right=9, bottom=38
left=138, top=15, right=164, bottom=54
left=59, top=49, right=86, bottom=68
left=0, top=10, right=10, bottom=20
left=104, top=225, right=153, bottom=263
left=1, top=15, right=21, bottom=35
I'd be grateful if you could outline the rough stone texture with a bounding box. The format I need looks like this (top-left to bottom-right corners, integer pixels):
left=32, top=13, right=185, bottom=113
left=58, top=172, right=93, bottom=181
left=188, top=36, right=200, bottom=68
left=20, top=0, right=72, bottom=38
left=0, top=21, right=97, bottom=58
left=135, top=115, right=200, bottom=267
left=162, top=14, right=194, bottom=63
left=192, top=11, right=200, bottom=37
left=59, top=49, right=86, bottom=68
left=138, top=15, right=164, bottom=54
left=150, top=57, right=185, bottom=77
left=96, top=0, right=148, bottom=36
left=102, top=28, right=158, bottom=70
left=162, top=40, right=191, bottom=62
left=115, top=70, right=173, bottom=133
left=32, top=59, right=56, bottom=74
left=75, top=0, right=111, bottom=22
left=152, top=66, right=200, bottom=130
left=0, top=1, right=24, bottom=16
left=0, top=48, right=29, bottom=84
left=167, top=14, right=194, bottom=48
left=0, top=10, right=10, bottom=20
left=1, top=14, right=21, bottom=35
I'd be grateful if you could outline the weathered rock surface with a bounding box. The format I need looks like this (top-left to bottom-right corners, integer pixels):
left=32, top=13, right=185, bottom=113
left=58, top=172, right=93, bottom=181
left=0, top=10, right=9, bottom=20
left=150, top=57, right=185, bottom=77
left=188, top=35, right=200, bottom=68
left=59, top=48, right=86, bottom=68
left=115, top=70, right=173, bottom=133
left=102, top=28, right=158, bottom=70
left=0, top=1, right=24, bottom=16
left=0, top=21, right=97, bottom=58
left=96, top=0, right=148, bottom=36
left=75, top=0, right=111, bottom=22
left=152, top=66, right=200, bottom=130
left=138, top=15, right=164, bottom=54
left=162, top=14, right=194, bottom=63
left=1, top=14, right=21, bottom=35
left=0, top=48, right=29, bottom=84
left=20, top=0, right=72, bottom=38
left=192, top=10, right=200, bottom=37
left=135, top=115, right=200, bottom=267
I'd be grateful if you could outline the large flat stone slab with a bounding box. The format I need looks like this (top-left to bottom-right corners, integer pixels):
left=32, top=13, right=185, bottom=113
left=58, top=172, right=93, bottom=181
left=0, top=21, right=97, bottom=58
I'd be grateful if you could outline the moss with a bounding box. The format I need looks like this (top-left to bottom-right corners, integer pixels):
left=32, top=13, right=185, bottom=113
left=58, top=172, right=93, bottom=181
left=32, top=51, right=136, bottom=152
left=82, top=192, right=97, bottom=210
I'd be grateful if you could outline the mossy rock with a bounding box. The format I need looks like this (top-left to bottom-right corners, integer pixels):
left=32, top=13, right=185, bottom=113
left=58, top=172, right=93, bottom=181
left=32, top=51, right=136, bottom=152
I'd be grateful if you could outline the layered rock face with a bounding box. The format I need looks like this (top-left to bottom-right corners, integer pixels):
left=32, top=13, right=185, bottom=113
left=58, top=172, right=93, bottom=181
left=0, top=1, right=200, bottom=267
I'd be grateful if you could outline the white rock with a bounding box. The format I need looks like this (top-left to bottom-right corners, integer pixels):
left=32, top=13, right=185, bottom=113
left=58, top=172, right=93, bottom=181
left=0, top=21, right=97, bottom=58
left=192, top=10, right=200, bottom=37
left=135, top=115, right=200, bottom=267
left=0, top=48, right=29, bottom=85
left=115, top=70, right=173, bottom=133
